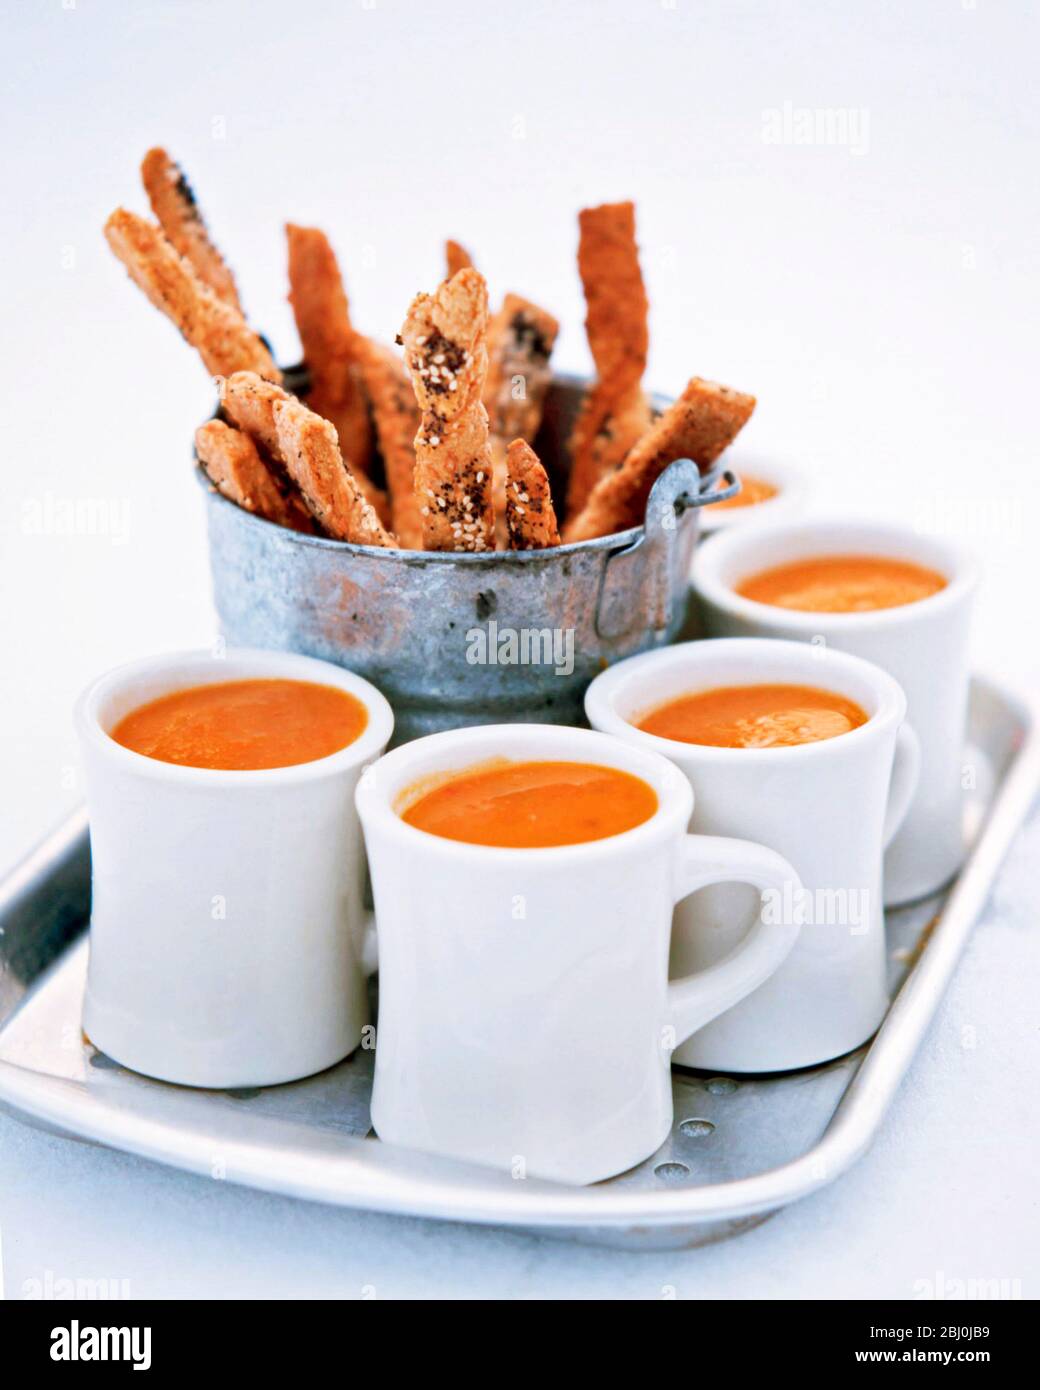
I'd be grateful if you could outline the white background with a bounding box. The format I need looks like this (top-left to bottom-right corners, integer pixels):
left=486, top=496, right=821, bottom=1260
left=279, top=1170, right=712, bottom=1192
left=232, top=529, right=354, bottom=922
left=1, top=0, right=1037, bottom=1298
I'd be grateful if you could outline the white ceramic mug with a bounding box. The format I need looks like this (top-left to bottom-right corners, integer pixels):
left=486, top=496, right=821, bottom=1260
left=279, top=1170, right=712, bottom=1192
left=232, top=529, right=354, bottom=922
left=699, top=451, right=807, bottom=534
left=356, top=723, right=801, bottom=1185
left=691, top=519, right=977, bottom=904
left=586, top=638, right=919, bottom=1072
left=75, top=648, right=393, bottom=1088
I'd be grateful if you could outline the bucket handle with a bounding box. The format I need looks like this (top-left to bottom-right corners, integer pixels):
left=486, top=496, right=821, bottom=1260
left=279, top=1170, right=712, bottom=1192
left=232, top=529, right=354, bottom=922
left=695, top=465, right=740, bottom=508
left=595, top=456, right=723, bottom=642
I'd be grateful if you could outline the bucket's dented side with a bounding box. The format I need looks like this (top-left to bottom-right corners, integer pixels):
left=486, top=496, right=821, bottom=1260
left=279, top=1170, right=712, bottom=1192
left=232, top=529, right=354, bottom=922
left=202, top=378, right=736, bottom=743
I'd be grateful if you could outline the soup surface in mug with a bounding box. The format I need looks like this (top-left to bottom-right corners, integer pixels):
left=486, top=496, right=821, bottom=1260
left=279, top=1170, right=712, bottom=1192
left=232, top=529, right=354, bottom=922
left=111, top=678, right=368, bottom=770
left=713, top=473, right=778, bottom=511
left=400, top=760, right=658, bottom=847
left=737, top=554, right=947, bottom=613
left=636, top=683, right=868, bottom=749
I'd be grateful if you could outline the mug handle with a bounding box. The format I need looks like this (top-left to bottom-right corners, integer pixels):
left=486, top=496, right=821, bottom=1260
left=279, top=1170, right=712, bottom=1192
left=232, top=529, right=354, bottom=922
left=882, top=723, right=921, bottom=848
left=667, top=836, right=802, bottom=1046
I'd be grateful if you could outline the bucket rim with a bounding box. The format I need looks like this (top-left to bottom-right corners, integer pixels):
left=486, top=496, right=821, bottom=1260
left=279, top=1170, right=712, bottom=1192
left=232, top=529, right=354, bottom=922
left=195, top=468, right=649, bottom=561
left=195, top=371, right=720, bottom=562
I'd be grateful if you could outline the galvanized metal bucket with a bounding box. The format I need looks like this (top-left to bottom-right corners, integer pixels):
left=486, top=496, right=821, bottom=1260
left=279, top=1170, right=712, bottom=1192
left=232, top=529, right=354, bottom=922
left=201, top=374, right=737, bottom=744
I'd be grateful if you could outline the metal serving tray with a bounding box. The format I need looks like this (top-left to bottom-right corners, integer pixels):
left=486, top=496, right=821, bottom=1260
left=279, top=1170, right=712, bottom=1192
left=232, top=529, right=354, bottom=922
left=0, top=675, right=1036, bottom=1250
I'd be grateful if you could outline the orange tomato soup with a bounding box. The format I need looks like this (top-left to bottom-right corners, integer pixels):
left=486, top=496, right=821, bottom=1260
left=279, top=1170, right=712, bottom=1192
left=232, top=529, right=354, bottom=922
left=713, top=473, right=778, bottom=511
left=737, top=554, right=946, bottom=613
left=111, top=678, right=368, bottom=770
left=636, top=683, right=868, bottom=750
left=400, top=760, right=658, bottom=848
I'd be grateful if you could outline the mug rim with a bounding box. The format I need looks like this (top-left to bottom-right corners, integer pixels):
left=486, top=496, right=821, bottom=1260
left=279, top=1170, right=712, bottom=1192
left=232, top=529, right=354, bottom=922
left=74, top=646, right=395, bottom=786
left=691, top=515, right=979, bottom=631
left=354, top=722, right=694, bottom=862
left=585, top=637, right=908, bottom=765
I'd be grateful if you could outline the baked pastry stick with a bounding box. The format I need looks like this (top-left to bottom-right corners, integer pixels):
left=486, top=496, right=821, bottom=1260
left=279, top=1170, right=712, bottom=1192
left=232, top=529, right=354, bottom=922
left=569, top=386, right=652, bottom=508
left=565, top=201, right=650, bottom=518
left=219, top=372, right=394, bottom=546
left=445, top=239, right=473, bottom=277
left=286, top=224, right=373, bottom=479
left=505, top=440, right=560, bottom=550
left=195, top=420, right=312, bottom=532
left=484, top=294, right=559, bottom=545
left=355, top=341, right=424, bottom=548
left=563, top=378, right=756, bottom=543
left=140, top=148, right=242, bottom=311
left=273, top=400, right=393, bottom=546
left=399, top=268, right=495, bottom=553
left=484, top=296, right=559, bottom=441
left=218, top=371, right=289, bottom=456
left=221, top=364, right=388, bottom=529
left=104, top=209, right=281, bottom=382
